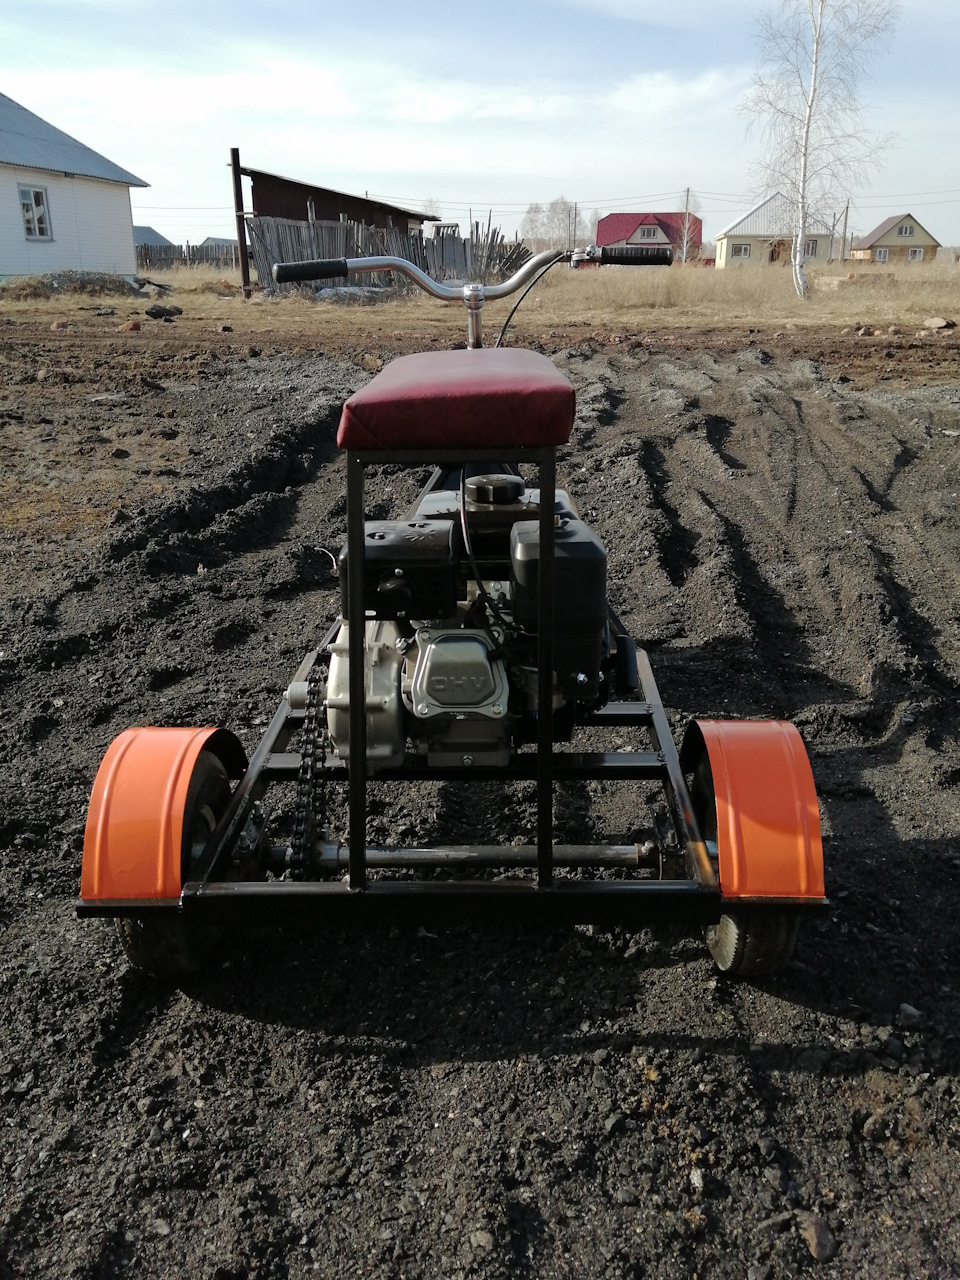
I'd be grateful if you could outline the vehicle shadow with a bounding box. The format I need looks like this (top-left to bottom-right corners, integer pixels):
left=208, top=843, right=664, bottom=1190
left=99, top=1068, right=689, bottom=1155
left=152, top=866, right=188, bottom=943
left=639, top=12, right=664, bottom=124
left=158, top=824, right=957, bottom=1075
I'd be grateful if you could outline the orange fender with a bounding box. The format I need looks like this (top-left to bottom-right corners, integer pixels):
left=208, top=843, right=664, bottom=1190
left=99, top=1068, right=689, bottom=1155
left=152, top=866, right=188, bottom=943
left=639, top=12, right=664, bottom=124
left=681, top=719, right=824, bottom=902
left=81, top=727, right=246, bottom=902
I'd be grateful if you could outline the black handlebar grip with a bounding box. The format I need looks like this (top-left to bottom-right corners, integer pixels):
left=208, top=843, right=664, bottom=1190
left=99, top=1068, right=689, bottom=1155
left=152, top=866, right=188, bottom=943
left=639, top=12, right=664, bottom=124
left=599, top=245, right=673, bottom=266
left=272, top=258, right=350, bottom=284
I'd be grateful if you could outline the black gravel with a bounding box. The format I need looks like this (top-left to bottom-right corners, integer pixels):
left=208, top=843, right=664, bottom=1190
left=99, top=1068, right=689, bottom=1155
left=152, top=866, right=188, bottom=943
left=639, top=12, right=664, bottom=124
left=1, top=336, right=959, bottom=1278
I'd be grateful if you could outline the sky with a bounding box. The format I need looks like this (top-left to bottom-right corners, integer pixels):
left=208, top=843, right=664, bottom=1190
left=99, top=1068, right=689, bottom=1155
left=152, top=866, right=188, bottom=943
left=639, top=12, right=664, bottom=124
left=3, top=0, right=959, bottom=248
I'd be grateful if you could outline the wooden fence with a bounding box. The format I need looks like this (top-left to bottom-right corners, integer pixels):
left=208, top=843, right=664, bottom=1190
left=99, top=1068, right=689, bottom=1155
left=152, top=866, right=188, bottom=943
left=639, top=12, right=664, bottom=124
left=246, top=216, right=530, bottom=290
left=136, top=242, right=242, bottom=271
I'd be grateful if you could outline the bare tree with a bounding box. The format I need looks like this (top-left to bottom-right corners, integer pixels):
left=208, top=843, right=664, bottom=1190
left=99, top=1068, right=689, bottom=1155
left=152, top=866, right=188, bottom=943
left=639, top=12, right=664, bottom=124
left=743, top=0, right=899, bottom=297
left=678, top=188, right=702, bottom=264
left=520, top=202, right=546, bottom=250
left=520, top=197, right=576, bottom=251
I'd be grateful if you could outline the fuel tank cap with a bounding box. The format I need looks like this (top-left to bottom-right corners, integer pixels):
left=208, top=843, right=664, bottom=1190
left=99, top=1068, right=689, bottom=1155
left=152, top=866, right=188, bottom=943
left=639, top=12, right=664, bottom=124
left=465, top=473, right=525, bottom=505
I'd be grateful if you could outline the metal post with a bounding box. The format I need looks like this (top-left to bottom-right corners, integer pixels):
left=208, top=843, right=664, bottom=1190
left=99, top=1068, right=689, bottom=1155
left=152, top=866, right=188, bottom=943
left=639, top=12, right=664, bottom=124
left=307, top=199, right=317, bottom=260
left=464, top=283, right=484, bottom=348
left=347, top=455, right=367, bottom=890
left=230, top=147, right=252, bottom=297
left=839, top=201, right=849, bottom=264
left=537, top=449, right=556, bottom=889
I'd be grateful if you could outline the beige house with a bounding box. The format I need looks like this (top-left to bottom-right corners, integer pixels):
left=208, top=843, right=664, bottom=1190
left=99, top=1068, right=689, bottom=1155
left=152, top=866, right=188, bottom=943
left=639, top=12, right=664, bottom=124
left=850, top=214, right=940, bottom=263
left=715, top=193, right=833, bottom=269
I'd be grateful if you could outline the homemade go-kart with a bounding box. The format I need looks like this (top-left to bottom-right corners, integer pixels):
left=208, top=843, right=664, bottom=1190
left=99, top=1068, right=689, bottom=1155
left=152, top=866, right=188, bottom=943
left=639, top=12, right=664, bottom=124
left=79, top=243, right=825, bottom=978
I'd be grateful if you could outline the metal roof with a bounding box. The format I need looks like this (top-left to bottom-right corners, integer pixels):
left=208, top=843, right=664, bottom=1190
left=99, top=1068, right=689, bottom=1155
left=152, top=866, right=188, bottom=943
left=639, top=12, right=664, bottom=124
left=241, top=165, right=437, bottom=223
left=852, top=213, right=940, bottom=249
left=133, top=225, right=173, bottom=247
left=0, top=93, right=147, bottom=187
left=853, top=214, right=902, bottom=247
left=596, top=211, right=702, bottom=248
left=717, top=192, right=831, bottom=240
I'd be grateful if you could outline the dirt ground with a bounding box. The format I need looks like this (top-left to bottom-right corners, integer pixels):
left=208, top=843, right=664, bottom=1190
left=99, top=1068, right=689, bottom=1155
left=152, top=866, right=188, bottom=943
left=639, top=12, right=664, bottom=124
left=1, top=297, right=959, bottom=1279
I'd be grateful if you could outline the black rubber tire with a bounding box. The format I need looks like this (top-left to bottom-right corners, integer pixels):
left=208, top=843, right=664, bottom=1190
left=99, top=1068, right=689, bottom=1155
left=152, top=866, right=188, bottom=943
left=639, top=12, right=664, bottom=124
left=114, top=751, right=231, bottom=978
left=689, top=744, right=798, bottom=978
left=704, top=912, right=798, bottom=977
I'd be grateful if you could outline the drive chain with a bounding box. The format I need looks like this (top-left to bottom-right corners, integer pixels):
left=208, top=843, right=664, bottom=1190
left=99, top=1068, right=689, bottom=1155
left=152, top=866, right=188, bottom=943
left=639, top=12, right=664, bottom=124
left=290, top=656, right=328, bottom=878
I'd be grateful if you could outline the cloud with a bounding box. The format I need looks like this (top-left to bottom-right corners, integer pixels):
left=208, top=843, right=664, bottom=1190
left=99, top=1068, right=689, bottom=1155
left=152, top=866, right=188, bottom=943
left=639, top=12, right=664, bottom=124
left=3, top=5, right=957, bottom=245
left=603, top=68, right=750, bottom=119
left=525, top=0, right=759, bottom=30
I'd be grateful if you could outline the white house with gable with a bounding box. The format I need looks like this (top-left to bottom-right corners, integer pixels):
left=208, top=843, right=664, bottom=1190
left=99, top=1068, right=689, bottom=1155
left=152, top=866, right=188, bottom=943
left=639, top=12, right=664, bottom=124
left=715, top=192, right=834, bottom=269
left=0, top=93, right=147, bottom=279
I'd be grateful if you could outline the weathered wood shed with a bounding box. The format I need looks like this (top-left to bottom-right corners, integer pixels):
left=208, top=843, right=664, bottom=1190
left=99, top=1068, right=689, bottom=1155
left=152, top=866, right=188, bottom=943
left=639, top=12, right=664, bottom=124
left=240, top=164, right=436, bottom=235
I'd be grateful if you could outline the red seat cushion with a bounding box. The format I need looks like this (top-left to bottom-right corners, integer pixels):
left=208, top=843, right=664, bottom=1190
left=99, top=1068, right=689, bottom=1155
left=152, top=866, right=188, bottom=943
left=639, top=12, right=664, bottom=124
left=337, top=348, right=575, bottom=451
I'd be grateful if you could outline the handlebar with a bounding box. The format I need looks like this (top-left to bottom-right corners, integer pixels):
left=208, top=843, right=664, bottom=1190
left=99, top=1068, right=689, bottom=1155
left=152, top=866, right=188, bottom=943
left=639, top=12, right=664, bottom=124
left=596, top=245, right=673, bottom=266
left=274, top=258, right=350, bottom=284
left=273, top=249, right=567, bottom=300
left=271, top=243, right=673, bottom=347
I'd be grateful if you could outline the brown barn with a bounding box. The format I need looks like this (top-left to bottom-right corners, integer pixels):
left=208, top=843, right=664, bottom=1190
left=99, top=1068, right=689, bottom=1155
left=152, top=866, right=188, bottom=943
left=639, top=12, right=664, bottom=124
left=239, top=163, right=436, bottom=235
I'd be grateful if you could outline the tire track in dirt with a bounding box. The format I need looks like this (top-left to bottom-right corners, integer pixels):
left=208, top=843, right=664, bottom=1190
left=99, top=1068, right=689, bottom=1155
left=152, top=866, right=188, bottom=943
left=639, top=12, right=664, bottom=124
left=2, top=337, right=960, bottom=1278
left=622, top=350, right=959, bottom=741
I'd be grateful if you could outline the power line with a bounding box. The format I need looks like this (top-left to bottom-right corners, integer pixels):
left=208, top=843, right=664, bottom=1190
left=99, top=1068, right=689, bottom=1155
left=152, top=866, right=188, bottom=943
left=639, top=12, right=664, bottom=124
left=855, top=187, right=960, bottom=198
left=371, top=185, right=960, bottom=211
left=856, top=195, right=960, bottom=205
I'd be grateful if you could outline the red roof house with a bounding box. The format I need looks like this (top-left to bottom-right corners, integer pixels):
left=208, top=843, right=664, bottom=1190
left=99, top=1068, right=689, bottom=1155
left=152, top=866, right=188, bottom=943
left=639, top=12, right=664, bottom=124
left=596, top=211, right=702, bottom=259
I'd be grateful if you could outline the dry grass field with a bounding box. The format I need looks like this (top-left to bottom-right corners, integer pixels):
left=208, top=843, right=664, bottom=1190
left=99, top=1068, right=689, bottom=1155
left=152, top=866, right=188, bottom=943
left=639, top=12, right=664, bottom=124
left=2, top=257, right=957, bottom=349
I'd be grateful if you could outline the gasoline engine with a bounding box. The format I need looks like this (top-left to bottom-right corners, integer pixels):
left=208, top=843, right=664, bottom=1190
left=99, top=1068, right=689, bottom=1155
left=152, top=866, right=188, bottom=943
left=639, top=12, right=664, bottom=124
left=316, top=468, right=618, bottom=772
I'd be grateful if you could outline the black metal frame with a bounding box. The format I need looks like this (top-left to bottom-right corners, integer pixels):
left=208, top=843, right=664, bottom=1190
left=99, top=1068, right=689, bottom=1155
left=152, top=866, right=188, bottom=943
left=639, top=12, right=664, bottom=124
left=77, top=442, right=823, bottom=927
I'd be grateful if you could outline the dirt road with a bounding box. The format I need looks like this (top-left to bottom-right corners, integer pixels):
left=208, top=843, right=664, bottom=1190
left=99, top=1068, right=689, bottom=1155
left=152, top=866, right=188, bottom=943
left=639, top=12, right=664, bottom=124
left=1, top=312, right=959, bottom=1278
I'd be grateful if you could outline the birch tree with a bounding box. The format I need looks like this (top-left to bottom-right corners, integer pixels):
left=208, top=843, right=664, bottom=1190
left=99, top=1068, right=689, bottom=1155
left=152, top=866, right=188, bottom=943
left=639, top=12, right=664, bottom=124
left=678, top=188, right=702, bottom=263
left=743, top=0, right=898, bottom=297
left=520, top=197, right=577, bottom=250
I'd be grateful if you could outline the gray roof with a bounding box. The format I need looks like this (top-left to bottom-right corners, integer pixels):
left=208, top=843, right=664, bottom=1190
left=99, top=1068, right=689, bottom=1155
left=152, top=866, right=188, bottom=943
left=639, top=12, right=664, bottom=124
left=133, top=225, right=174, bottom=247
left=718, top=192, right=831, bottom=239
left=0, top=92, right=147, bottom=187
left=852, top=213, right=940, bottom=249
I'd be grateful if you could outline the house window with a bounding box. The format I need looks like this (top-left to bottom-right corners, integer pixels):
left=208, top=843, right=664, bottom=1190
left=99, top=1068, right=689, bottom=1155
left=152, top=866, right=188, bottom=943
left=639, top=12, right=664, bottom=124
left=19, top=186, right=52, bottom=240
left=897, top=223, right=914, bottom=237
left=731, top=243, right=751, bottom=259
left=908, top=246, right=924, bottom=261
left=875, top=247, right=889, bottom=262
left=639, top=226, right=657, bottom=240
left=804, top=239, right=818, bottom=258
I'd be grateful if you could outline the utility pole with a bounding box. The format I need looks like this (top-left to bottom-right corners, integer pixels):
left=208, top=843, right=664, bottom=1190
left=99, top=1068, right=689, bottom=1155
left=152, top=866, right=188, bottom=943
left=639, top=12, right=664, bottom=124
left=681, top=187, right=690, bottom=264
left=230, top=147, right=252, bottom=296
left=839, top=201, right=850, bottom=263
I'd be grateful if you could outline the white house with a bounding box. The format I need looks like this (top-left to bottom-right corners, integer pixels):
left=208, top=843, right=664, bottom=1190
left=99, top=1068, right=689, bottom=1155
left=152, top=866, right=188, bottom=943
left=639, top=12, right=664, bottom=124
left=0, top=93, right=147, bottom=279
left=715, top=193, right=834, bottom=269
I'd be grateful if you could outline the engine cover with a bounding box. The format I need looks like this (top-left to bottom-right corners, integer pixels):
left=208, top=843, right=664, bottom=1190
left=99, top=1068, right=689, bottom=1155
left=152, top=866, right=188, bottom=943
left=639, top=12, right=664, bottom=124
left=408, top=628, right=508, bottom=721
left=326, top=621, right=405, bottom=772
left=338, top=519, right=460, bottom=622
